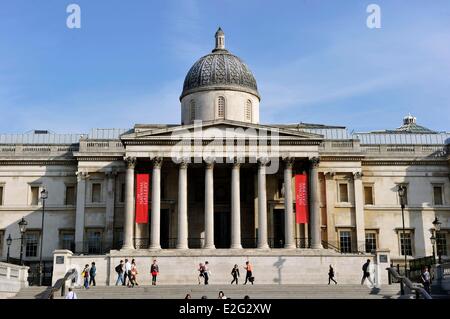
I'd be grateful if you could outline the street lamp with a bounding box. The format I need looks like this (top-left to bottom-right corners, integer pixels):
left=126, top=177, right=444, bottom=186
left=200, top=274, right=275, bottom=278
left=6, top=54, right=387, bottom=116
left=432, top=217, right=442, bottom=264
left=39, top=188, right=48, bottom=286
left=397, top=185, right=408, bottom=278
left=18, top=217, right=28, bottom=265
left=6, top=234, right=12, bottom=263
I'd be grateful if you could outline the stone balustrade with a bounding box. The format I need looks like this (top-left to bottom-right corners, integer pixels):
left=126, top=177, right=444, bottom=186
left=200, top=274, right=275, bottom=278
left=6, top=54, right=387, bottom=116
left=0, top=262, right=29, bottom=298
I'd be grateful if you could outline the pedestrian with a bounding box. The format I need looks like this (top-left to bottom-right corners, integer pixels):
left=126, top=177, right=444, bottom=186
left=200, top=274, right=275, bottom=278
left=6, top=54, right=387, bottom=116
left=231, top=264, right=240, bottom=285
left=244, top=295, right=250, bottom=299
left=218, top=291, right=227, bottom=299
left=185, top=293, right=191, bottom=299
left=65, top=287, right=77, bottom=299
left=421, top=267, right=431, bottom=294
left=203, top=261, right=210, bottom=285
left=328, top=265, right=337, bottom=285
left=115, top=260, right=124, bottom=286
left=361, top=259, right=374, bottom=287
left=243, top=261, right=253, bottom=285
left=198, top=263, right=204, bottom=284
left=124, top=258, right=132, bottom=287
left=151, top=259, right=159, bottom=286
left=130, top=259, right=139, bottom=287
left=89, top=262, right=96, bottom=286
left=82, top=264, right=90, bottom=289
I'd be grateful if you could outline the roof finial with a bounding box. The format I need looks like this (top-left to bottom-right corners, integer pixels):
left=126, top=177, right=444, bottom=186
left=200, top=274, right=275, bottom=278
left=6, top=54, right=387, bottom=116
left=213, top=27, right=225, bottom=52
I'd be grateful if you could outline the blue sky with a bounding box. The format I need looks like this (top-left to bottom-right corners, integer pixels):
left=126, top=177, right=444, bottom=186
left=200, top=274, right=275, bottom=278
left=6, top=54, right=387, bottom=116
left=0, top=0, right=449, bottom=134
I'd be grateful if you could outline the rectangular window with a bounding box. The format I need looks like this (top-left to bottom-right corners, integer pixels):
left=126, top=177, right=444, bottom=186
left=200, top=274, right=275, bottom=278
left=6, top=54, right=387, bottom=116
left=0, top=186, right=3, bottom=206
left=339, top=231, right=352, bottom=253
left=0, top=230, right=4, bottom=257
left=65, top=185, right=76, bottom=205
left=338, top=183, right=349, bottom=203
left=25, top=231, right=40, bottom=257
left=119, top=183, right=125, bottom=203
left=91, top=183, right=102, bottom=203
left=364, top=186, right=374, bottom=205
left=433, top=186, right=444, bottom=206
left=59, top=230, right=75, bottom=251
left=365, top=232, right=377, bottom=253
left=399, top=232, right=413, bottom=256
left=437, top=232, right=447, bottom=256
left=30, top=186, right=40, bottom=205
left=86, top=229, right=102, bottom=254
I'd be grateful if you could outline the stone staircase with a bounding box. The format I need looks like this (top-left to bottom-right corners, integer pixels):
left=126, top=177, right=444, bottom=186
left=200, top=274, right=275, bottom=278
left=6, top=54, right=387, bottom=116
left=13, top=284, right=404, bottom=299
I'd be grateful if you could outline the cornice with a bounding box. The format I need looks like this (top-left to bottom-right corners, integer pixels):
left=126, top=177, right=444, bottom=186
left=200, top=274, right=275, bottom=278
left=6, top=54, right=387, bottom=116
left=0, top=159, right=76, bottom=166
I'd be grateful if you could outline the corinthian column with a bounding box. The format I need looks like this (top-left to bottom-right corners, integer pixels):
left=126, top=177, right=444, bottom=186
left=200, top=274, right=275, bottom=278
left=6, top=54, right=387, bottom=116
left=284, top=157, right=295, bottom=249
left=177, top=160, right=189, bottom=249
left=257, top=157, right=269, bottom=249
left=75, top=171, right=88, bottom=253
left=309, top=157, right=323, bottom=249
left=149, top=157, right=162, bottom=250
left=122, top=156, right=136, bottom=250
left=204, top=159, right=215, bottom=249
left=231, top=159, right=242, bottom=249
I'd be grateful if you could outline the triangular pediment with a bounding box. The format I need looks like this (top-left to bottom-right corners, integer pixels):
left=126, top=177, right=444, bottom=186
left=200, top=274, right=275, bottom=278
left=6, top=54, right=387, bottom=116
left=121, top=120, right=323, bottom=141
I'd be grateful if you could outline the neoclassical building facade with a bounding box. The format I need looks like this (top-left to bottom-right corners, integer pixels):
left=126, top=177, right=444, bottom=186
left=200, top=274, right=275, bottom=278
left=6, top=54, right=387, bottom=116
left=0, top=29, right=449, bottom=284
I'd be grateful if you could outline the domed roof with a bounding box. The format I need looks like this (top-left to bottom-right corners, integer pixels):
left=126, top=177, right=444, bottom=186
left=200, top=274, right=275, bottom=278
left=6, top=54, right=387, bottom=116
left=180, top=28, right=260, bottom=100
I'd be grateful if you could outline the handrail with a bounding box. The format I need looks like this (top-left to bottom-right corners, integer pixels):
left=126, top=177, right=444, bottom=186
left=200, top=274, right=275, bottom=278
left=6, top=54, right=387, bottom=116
left=43, top=268, right=77, bottom=299
left=387, top=267, right=432, bottom=299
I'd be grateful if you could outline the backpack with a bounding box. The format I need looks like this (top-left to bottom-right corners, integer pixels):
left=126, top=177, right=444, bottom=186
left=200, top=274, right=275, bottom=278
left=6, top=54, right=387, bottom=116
left=115, top=265, right=122, bottom=273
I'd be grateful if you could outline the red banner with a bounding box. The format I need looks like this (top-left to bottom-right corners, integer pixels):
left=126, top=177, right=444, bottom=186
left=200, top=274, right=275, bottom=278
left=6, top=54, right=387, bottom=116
left=295, top=174, right=309, bottom=224
left=135, top=173, right=150, bottom=224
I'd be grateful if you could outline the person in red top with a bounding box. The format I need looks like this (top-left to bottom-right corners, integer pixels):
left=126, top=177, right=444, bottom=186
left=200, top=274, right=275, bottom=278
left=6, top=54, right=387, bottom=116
left=243, top=261, right=253, bottom=285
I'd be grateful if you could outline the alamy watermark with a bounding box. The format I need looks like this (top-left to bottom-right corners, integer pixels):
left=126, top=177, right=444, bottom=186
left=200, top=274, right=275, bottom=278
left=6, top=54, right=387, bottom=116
left=66, top=4, right=81, bottom=29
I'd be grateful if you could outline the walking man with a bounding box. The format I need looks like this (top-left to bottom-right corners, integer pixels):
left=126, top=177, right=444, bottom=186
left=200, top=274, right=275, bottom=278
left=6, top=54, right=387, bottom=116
left=115, top=260, right=124, bottom=286
left=124, top=258, right=132, bottom=287
left=421, top=267, right=431, bottom=294
left=231, top=264, right=240, bottom=285
left=243, top=261, right=253, bottom=285
left=203, top=261, right=210, bottom=285
left=328, top=265, right=337, bottom=284
left=361, top=259, right=374, bottom=287
left=89, top=262, right=96, bottom=287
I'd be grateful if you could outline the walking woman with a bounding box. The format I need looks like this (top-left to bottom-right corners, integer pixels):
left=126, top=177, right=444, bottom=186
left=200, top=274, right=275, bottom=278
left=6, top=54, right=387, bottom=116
left=198, top=263, right=205, bottom=284
left=151, top=259, right=159, bottom=286
left=328, top=265, right=337, bottom=284
left=82, top=264, right=90, bottom=289
left=130, top=259, right=139, bottom=287
left=231, top=264, right=240, bottom=285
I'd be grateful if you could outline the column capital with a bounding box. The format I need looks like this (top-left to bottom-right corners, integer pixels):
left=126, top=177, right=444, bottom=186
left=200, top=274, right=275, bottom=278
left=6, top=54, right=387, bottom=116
left=353, top=171, right=363, bottom=180
left=152, top=156, right=163, bottom=168
left=124, top=156, right=137, bottom=169
left=204, top=156, right=215, bottom=168
left=283, top=156, right=295, bottom=169
left=179, top=158, right=189, bottom=169
left=76, top=171, right=89, bottom=181
left=309, top=156, right=320, bottom=168
left=324, top=171, right=336, bottom=180
left=232, top=157, right=243, bottom=168
left=258, top=156, right=270, bottom=167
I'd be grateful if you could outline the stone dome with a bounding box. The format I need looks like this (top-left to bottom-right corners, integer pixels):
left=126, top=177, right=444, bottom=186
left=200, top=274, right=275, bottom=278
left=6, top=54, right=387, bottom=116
left=180, top=29, right=260, bottom=100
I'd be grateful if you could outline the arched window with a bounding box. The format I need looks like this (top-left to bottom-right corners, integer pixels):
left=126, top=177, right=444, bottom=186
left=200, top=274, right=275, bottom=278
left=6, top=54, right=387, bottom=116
left=245, top=99, right=252, bottom=121
left=217, top=96, right=225, bottom=119
left=190, top=100, right=196, bottom=121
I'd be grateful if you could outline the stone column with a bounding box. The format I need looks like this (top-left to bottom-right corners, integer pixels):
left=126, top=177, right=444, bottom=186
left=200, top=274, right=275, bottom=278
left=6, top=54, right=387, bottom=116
left=177, top=160, right=189, bottom=249
left=204, top=159, right=215, bottom=249
left=75, top=171, right=88, bottom=253
left=104, top=170, right=116, bottom=250
left=324, top=172, right=337, bottom=245
left=257, top=158, right=269, bottom=249
left=309, top=157, right=323, bottom=249
left=150, top=157, right=162, bottom=250
left=231, top=160, right=242, bottom=249
left=122, top=156, right=136, bottom=250
left=353, top=171, right=366, bottom=252
left=284, top=157, right=295, bottom=249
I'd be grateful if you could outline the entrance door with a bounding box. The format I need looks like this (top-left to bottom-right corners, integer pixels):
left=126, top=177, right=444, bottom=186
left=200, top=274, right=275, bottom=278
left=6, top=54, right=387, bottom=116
left=214, top=211, right=230, bottom=248
left=273, top=209, right=285, bottom=248
left=160, top=209, right=170, bottom=248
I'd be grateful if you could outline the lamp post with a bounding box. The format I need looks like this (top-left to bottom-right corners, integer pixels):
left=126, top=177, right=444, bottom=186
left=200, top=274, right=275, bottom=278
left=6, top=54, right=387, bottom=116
left=6, top=234, right=12, bottom=263
left=397, top=185, right=408, bottom=276
left=39, top=188, right=48, bottom=286
left=18, top=218, right=27, bottom=265
left=432, top=217, right=442, bottom=264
